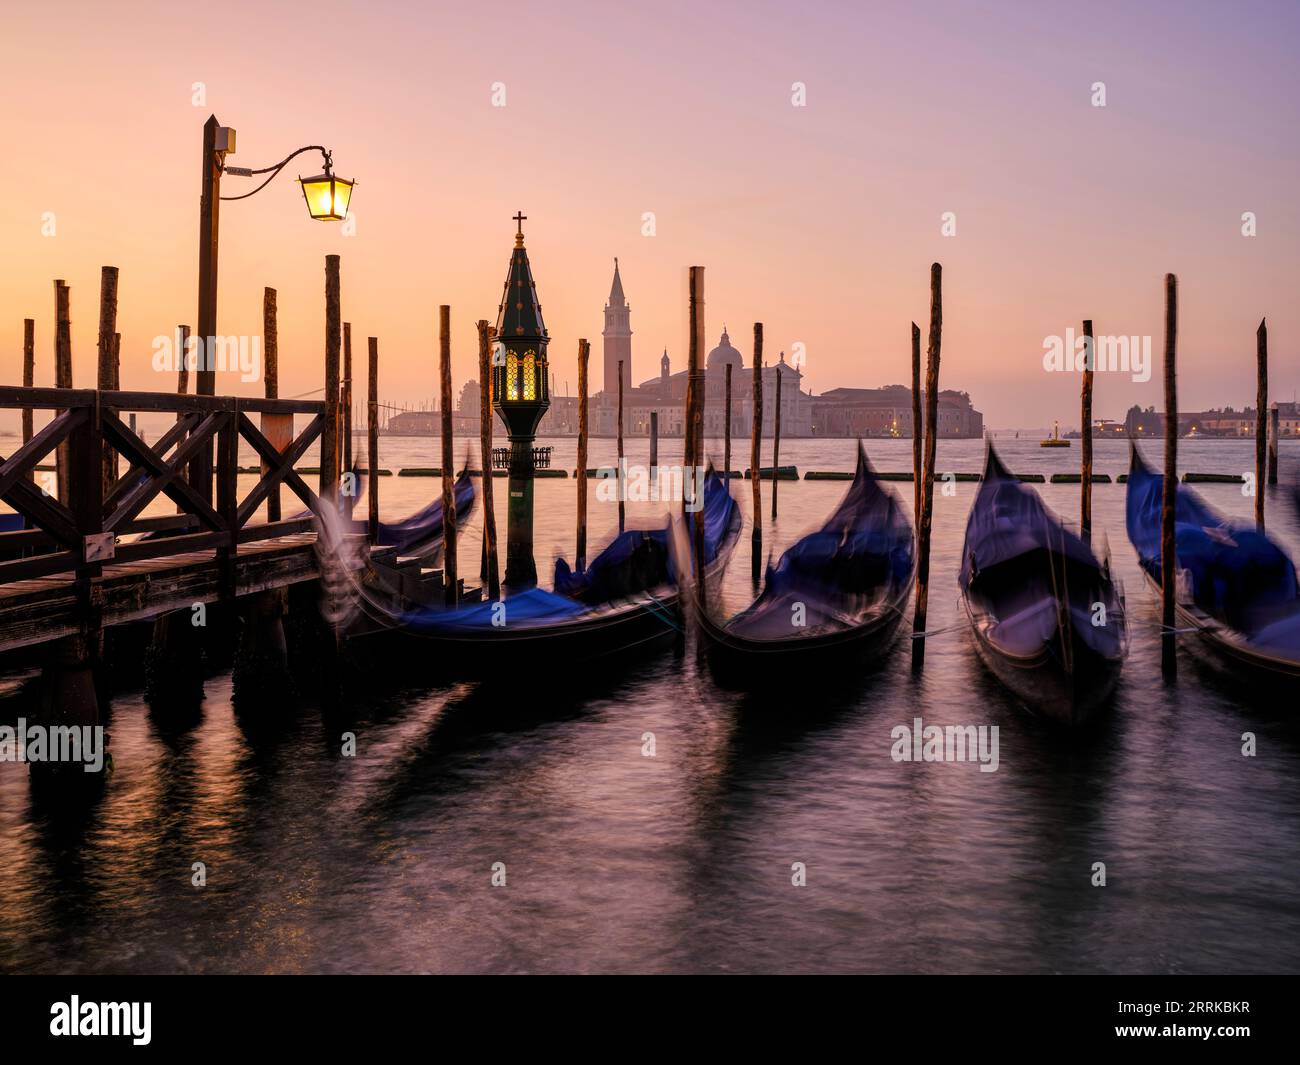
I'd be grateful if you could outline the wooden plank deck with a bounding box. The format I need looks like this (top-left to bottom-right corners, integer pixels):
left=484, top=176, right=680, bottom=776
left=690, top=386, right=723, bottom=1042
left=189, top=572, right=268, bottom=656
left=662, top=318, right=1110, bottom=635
left=0, top=533, right=331, bottom=652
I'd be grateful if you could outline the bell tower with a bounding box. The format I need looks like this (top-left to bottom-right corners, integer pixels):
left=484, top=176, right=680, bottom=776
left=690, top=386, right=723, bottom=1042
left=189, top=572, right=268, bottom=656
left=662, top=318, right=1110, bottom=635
left=602, top=258, right=632, bottom=396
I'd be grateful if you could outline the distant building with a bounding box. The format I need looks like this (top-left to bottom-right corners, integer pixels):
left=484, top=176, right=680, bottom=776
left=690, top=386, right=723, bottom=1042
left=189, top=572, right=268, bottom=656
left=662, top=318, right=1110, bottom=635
left=812, top=386, right=983, bottom=438
left=1123, top=402, right=1298, bottom=438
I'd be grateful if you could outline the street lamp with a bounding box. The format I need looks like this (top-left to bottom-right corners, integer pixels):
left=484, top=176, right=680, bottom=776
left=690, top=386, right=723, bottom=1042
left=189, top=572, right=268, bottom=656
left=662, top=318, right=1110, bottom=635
left=190, top=115, right=355, bottom=501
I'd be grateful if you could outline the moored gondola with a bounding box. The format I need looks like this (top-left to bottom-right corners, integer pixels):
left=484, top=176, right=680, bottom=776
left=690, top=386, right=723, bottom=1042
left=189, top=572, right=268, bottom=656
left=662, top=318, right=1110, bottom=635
left=386, top=467, right=741, bottom=671
left=698, top=443, right=914, bottom=690
left=959, top=444, right=1126, bottom=724
left=1126, top=446, right=1300, bottom=685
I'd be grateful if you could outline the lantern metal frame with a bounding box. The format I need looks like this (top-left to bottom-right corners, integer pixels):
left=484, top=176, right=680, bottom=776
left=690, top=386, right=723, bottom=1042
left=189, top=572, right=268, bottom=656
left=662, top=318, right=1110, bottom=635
left=220, top=144, right=356, bottom=221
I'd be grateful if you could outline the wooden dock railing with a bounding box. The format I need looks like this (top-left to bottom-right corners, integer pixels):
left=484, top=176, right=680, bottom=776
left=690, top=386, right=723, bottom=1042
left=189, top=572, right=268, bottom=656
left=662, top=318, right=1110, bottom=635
left=0, top=387, right=328, bottom=594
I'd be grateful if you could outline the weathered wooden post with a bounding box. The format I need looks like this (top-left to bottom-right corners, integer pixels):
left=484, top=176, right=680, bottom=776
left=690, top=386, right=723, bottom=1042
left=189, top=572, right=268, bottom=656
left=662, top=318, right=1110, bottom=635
left=343, top=323, right=353, bottom=472
left=649, top=411, right=659, bottom=473
left=321, top=255, right=341, bottom=505
left=194, top=114, right=223, bottom=505
left=1161, top=274, right=1178, bottom=680
left=912, top=322, right=921, bottom=519
left=912, top=263, right=943, bottom=670
left=262, top=290, right=283, bottom=522
left=617, top=359, right=626, bottom=533
left=1255, top=318, right=1267, bottom=530
left=54, top=281, right=73, bottom=505
left=770, top=362, right=783, bottom=521
left=366, top=336, right=381, bottom=546
left=576, top=338, right=590, bottom=571
left=177, top=324, right=192, bottom=402
left=1081, top=318, right=1095, bottom=543
left=724, top=362, right=733, bottom=482
left=477, top=321, right=500, bottom=599
left=750, top=323, right=764, bottom=583
left=439, top=305, right=458, bottom=607
left=343, top=322, right=354, bottom=516
left=97, top=266, right=120, bottom=498
left=688, top=267, right=706, bottom=582
left=22, top=319, right=34, bottom=471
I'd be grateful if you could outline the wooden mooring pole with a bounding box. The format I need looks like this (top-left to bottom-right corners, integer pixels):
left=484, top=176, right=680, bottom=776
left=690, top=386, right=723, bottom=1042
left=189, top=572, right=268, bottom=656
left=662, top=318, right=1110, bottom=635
left=54, top=280, right=72, bottom=506
left=367, top=337, right=380, bottom=545
left=911, top=322, right=921, bottom=520
left=649, top=410, right=659, bottom=473
left=577, top=338, right=590, bottom=571
left=22, top=318, right=34, bottom=466
left=1081, top=318, right=1095, bottom=543
left=617, top=358, right=626, bottom=533
left=343, top=322, right=354, bottom=513
left=724, top=362, right=733, bottom=482
left=97, top=266, right=120, bottom=499
left=1161, top=274, right=1178, bottom=680
left=321, top=255, right=341, bottom=505
left=912, top=263, right=942, bottom=671
left=1256, top=318, right=1267, bottom=530
left=439, top=305, right=457, bottom=607
left=750, top=322, right=764, bottom=584
left=770, top=362, right=783, bottom=521
left=688, top=267, right=706, bottom=583
left=478, top=321, right=500, bottom=599
left=263, top=289, right=281, bottom=522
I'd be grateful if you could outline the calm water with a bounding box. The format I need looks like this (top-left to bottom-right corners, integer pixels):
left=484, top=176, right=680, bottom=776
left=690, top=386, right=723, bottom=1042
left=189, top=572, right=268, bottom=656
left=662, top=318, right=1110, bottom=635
left=2, top=434, right=1299, bottom=974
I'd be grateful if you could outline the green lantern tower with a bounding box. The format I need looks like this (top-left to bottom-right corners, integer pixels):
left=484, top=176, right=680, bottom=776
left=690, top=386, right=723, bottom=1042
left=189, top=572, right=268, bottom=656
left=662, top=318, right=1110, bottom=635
left=492, top=212, right=551, bottom=591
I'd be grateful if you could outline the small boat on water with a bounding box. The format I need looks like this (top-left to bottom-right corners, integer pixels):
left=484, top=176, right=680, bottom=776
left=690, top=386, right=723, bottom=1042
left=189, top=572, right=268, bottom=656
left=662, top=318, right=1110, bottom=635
left=1040, top=420, right=1070, bottom=448
left=391, top=467, right=741, bottom=669
left=698, top=443, right=914, bottom=690
left=959, top=445, right=1126, bottom=723
left=1126, top=446, right=1300, bottom=685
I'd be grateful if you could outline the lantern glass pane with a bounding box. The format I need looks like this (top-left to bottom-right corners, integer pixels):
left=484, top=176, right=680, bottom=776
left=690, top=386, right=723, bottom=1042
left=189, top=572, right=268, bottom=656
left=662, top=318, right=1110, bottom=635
left=523, top=351, right=536, bottom=400
left=300, top=175, right=336, bottom=220
left=331, top=177, right=354, bottom=219
left=506, top=352, right=519, bottom=401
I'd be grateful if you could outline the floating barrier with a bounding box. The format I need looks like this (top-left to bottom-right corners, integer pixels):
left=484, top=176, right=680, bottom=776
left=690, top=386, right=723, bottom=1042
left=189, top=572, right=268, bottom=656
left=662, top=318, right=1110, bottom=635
left=1184, top=472, right=1244, bottom=483
left=1050, top=473, right=1112, bottom=483
left=744, top=466, right=798, bottom=480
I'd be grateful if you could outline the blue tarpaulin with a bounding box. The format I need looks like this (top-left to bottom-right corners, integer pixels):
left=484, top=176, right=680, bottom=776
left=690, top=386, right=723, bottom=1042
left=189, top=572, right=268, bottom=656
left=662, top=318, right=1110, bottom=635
left=1126, top=449, right=1300, bottom=646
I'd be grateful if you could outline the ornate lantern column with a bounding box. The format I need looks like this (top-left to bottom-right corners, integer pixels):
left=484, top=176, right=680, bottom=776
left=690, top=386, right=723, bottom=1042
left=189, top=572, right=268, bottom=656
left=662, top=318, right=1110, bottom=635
left=491, top=213, right=551, bottom=591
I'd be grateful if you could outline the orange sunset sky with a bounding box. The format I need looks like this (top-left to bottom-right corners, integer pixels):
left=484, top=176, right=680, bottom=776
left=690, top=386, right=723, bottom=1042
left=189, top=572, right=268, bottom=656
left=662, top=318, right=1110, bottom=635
left=2, top=0, right=1297, bottom=428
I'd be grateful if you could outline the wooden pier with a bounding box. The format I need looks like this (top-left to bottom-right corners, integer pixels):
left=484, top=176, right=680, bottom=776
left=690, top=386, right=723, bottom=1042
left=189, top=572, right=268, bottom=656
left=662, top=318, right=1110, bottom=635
left=0, top=385, right=338, bottom=655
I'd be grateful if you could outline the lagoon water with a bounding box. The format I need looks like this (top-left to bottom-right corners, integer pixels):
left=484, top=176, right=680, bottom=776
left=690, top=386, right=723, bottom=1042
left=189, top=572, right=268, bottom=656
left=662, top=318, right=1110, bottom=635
left=2, top=433, right=1299, bottom=974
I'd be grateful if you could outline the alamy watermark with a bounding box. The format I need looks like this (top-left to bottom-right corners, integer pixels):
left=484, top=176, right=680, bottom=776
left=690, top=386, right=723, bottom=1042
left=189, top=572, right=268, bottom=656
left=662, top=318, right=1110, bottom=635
left=1042, top=327, right=1151, bottom=383
left=890, top=716, right=1000, bottom=773
left=0, top=718, right=105, bottom=772
left=151, top=329, right=261, bottom=383
left=596, top=463, right=707, bottom=512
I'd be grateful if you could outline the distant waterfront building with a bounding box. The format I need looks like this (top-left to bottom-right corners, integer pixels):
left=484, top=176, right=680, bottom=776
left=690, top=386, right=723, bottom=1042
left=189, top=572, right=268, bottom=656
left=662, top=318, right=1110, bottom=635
left=1123, top=402, right=1299, bottom=438
left=812, top=385, right=984, bottom=438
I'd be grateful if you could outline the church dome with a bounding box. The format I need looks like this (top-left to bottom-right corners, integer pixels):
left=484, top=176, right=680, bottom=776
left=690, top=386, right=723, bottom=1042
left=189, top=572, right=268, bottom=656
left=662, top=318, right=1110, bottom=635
left=706, top=328, right=743, bottom=373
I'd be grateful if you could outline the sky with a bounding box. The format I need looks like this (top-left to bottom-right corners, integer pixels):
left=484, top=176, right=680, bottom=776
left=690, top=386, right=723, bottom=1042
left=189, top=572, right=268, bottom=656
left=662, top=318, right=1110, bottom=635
left=2, top=0, right=1298, bottom=428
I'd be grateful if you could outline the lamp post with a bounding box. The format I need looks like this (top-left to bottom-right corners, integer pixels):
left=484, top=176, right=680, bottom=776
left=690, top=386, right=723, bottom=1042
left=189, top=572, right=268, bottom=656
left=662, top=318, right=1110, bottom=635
left=491, top=213, right=551, bottom=592
left=192, top=114, right=356, bottom=500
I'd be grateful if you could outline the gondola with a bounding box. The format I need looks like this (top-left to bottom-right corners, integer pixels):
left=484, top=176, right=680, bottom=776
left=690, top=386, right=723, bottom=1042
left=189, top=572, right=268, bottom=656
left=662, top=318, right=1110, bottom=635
left=129, top=468, right=475, bottom=556
left=959, top=444, right=1126, bottom=724
left=698, top=443, right=914, bottom=690
left=368, top=468, right=476, bottom=556
left=389, top=467, right=741, bottom=670
left=1126, top=446, right=1300, bottom=684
